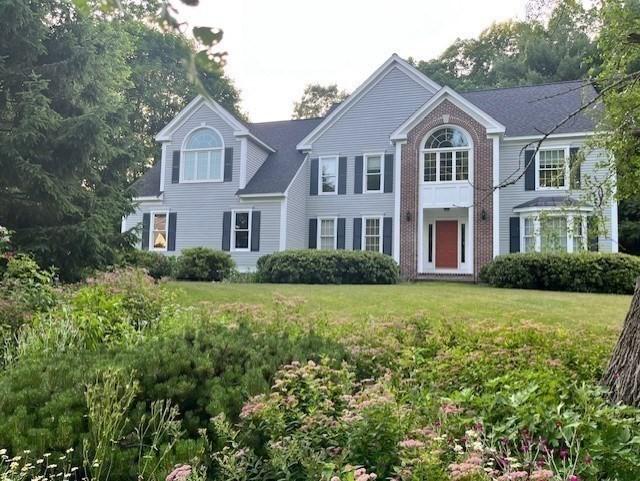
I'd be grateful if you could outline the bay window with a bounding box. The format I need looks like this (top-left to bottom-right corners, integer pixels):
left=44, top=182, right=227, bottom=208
left=520, top=212, right=589, bottom=253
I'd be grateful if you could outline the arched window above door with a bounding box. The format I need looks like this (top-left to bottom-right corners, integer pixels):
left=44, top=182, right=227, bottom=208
left=421, top=127, right=471, bottom=183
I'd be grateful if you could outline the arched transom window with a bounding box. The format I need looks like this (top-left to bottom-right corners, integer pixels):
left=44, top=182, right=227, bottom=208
left=182, top=128, right=224, bottom=182
left=421, top=127, right=471, bottom=183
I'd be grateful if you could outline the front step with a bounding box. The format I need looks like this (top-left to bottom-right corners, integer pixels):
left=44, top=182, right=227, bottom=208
left=413, top=273, right=476, bottom=283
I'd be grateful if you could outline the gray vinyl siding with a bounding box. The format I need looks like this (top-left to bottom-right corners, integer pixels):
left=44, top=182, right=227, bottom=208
left=285, top=160, right=307, bottom=249
left=306, top=157, right=394, bottom=250
left=125, top=103, right=281, bottom=269
left=246, top=139, right=269, bottom=184
left=311, top=66, right=434, bottom=155
left=307, top=65, right=433, bottom=250
left=498, top=137, right=614, bottom=254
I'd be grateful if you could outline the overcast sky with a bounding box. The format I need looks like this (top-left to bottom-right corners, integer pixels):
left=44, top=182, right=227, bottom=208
left=180, top=0, right=529, bottom=122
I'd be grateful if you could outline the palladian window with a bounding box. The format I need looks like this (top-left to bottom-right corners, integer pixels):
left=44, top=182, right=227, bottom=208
left=422, top=127, right=471, bottom=183
left=182, top=128, right=224, bottom=182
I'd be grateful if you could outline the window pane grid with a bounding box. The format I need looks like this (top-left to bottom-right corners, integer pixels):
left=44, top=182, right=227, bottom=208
left=439, top=152, right=453, bottom=181
left=541, top=217, right=567, bottom=252
left=319, top=219, right=335, bottom=250
left=423, top=153, right=437, bottom=182
left=523, top=217, right=535, bottom=252
left=539, top=149, right=566, bottom=188
left=456, top=151, right=469, bottom=181
left=364, top=218, right=381, bottom=252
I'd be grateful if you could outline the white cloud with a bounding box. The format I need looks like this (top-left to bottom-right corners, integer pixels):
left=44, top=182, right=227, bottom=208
left=180, top=0, right=527, bottom=121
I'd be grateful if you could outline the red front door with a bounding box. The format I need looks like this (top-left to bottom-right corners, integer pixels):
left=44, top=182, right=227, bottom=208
left=435, top=220, right=458, bottom=269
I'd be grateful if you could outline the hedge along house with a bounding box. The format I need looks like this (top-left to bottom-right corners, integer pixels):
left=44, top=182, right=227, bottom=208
left=123, top=54, right=618, bottom=280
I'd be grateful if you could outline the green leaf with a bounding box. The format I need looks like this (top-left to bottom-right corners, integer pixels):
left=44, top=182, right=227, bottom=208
left=192, top=27, right=223, bottom=47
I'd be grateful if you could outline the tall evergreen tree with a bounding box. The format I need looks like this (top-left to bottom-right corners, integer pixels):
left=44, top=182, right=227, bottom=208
left=0, top=0, right=136, bottom=280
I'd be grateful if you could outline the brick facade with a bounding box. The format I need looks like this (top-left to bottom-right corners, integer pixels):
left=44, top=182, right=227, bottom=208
left=399, top=99, right=493, bottom=280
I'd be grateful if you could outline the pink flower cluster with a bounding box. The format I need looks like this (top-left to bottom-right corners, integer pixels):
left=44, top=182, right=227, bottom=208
left=239, top=395, right=267, bottom=419
left=497, top=472, right=529, bottom=481
left=440, top=403, right=464, bottom=415
left=448, top=453, right=483, bottom=480
left=165, top=464, right=191, bottom=481
left=397, top=439, right=425, bottom=449
left=529, top=470, right=555, bottom=481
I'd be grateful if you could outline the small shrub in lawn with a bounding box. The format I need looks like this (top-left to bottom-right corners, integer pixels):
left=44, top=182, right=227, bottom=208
left=256, top=249, right=400, bottom=284
left=122, top=250, right=175, bottom=279
left=174, top=247, right=235, bottom=282
left=480, top=252, right=640, bottom=294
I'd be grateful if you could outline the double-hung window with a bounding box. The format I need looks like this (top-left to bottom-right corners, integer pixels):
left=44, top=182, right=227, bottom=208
left=318, top=218, right=336, bottom=250
left=362, top=217, right=382, bottom=252
left=182, top=128, right=224, bottom=182
left=572, top=216, right=586, bottom=252
left=537, top=148, right=568, bottom=189
left=364, top=154, right=383, bottom=193
left=232, top=211, right=251, bottom=251
left=151, top=212, right=168, bottom=251
left=319, top=157, right=337, bottom=194
left=540, top=216, right=568, bottom=252
left=523, top=217, right=536, bottom=253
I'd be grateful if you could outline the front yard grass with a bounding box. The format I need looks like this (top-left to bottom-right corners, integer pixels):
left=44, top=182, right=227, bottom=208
left=169, top=281, right=629, bottom=339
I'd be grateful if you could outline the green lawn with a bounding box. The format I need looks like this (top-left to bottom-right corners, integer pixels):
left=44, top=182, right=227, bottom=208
left=169, top=281, right=630, bottom=336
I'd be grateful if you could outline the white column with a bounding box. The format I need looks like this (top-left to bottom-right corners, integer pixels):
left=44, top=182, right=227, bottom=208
left=491, top=135, right=500, bottom=257
left=468, top=206, right=474, bottom=274
left=393, top=141, right=403, bottom=263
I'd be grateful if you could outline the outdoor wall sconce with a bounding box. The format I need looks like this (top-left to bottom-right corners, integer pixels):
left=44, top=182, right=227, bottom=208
left=405, top=211, right=412, bottom=222
left=481, top=209, right=487, bottom=221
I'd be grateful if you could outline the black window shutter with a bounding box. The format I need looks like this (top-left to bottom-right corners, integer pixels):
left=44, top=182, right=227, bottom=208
left=353, top=218, right=362, bottom=250
left=354, top=155, right=363, bottom=194
left=336, top=218, right=346, bottom=249
left=251, top=211, right=261, bottom=252
left=222, top=211, right=231, bottom=251
left=224, top=147, right=233, bottom=182
left=384, top=154, right=394, bottom=193
left=172, top=151, right=180, bottom=183
left=310, top=158, right=319, bottom=196
left=570, top=147, right=581, bottom=189
left=168, top=212, right=177, bottom=251
left=338, top=157, right=347, bottom=195
left=383, top=217, right=393, bottom=255
left=524, top=150, right=536, bottom=191
left=308, top=218, right=317, bottom=248
left=141, top=213, right=150, bottom=250
left=509, top=216, right=520, bottom=253
left=587, top=216, right=599, bottom=252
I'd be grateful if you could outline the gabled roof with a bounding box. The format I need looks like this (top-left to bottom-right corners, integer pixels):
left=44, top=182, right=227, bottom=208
left=131, top=161, right=162, bottom=198
left=461, top=80, right=599, bottom=138
left=155, top=95, right=275, bottom=152
left=391, top=86, right=506, bottom=141
left=238, top=117, right=323, bottom=195
left=296, top=54, right=441, bottom=150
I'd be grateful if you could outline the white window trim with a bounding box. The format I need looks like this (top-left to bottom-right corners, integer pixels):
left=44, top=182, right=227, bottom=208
left=519, top=211, right=588, bottom=253
left=361, top=215, right=384, bottom=253
left=419, top=126, right=473, bottom=185
left=318, top=156, right=339, bottom=195
left=180, top=125, right=225, bottom=184
left=535, top=146, right=570, bottom=191
left=363, top=153, right=385, bottom=193
left=231, top=209, right=252, bottom=252
left=317, top=216, right=338, bottom=250
left=150, top=211, right=169, bottom=252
